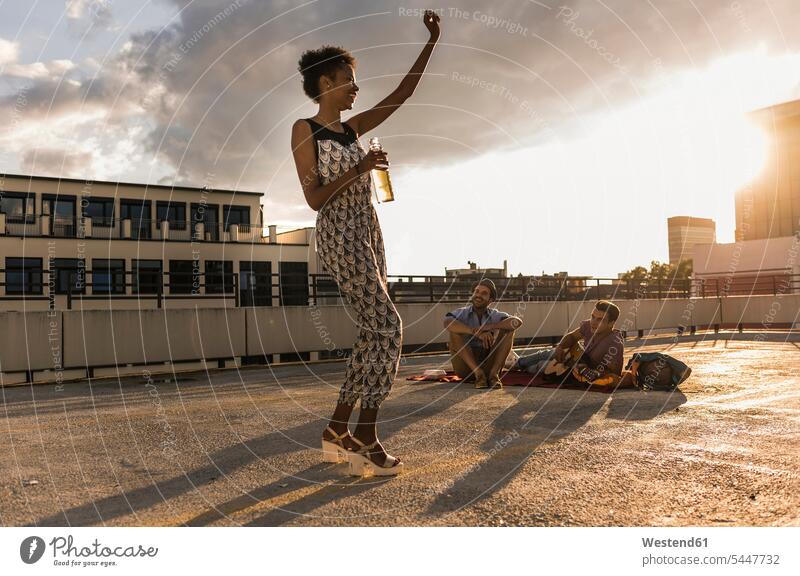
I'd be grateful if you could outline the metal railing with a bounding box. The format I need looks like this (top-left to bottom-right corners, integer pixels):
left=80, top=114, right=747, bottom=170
left=310, top=274, right=698, bottom=304
left=1, top=268, right=798, bottom=308
left=0, top=268, right=309, bottom=309
left=693, top=274, right=800, bottom=297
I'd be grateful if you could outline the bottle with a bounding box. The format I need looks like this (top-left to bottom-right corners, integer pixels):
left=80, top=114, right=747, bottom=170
left=369, top=136, right=394, bottom=203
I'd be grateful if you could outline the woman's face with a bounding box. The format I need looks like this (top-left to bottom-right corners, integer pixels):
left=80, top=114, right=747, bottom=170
left=319, top=64, right=358, bottom=110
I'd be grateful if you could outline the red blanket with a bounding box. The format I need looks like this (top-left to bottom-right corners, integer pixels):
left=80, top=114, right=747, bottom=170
left=406, top=369, right=618, bottom=393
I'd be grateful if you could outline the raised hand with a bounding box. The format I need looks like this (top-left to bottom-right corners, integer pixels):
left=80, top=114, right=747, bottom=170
left=424, top=10, right=441, bottom=38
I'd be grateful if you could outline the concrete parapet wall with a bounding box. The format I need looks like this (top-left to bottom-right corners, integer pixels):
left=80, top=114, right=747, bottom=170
left=1, top=296, right=793, bottom=384
left=719, top=294, right=800, bottom=326
left=62, top=308, right=246, bottom=368
left=0, top=311, right=61, bottom=373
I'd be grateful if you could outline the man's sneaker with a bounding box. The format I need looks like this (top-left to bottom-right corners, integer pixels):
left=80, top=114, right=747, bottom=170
left=473, top=372, right=489, bottom=389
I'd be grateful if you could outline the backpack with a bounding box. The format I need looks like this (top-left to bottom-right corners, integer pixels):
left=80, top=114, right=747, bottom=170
left=625, top=352, right=691, bottom=391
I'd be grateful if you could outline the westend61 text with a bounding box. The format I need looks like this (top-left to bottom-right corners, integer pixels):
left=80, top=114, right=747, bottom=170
left=642, top=537, right=708, bottom=548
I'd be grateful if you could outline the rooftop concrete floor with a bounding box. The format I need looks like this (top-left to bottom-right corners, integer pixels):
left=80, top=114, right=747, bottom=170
left=1, top=331, right=799, bottom=527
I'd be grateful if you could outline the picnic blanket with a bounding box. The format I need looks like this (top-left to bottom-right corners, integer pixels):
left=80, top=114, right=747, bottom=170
left=406, top=369, right=619, bottom=393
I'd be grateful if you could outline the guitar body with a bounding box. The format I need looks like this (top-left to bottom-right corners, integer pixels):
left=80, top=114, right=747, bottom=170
left=541, top=341, right=584, bottom=381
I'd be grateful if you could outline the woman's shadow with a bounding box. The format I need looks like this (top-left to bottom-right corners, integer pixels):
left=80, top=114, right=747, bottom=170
left=32, top=379, right=473, bottom=527
left=230, top=379, right=478, bottom=526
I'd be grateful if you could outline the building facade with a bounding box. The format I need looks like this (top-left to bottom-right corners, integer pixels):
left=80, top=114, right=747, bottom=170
left=0, top=173, right=319, bottom=311
left=445, top=260, right=508, bottom=278
left=667, top=216, right=716, bottom=265
left=692, top=235, right=800, bottom=296
left=736, top=99, right=800, bottom=241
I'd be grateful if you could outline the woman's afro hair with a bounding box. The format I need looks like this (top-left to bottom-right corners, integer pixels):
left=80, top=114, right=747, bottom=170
left=298, top=45, right=356, bottom=102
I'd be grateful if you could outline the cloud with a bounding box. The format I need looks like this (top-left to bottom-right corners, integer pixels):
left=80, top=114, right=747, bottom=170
left=2, top=0, right=800, bottom=234
left=3, top=59, right=76, bottom=80
left=65, top=0, right=114, bottom=32
left=0, top=38, right=19, bottom=67
left=110, top=0, right=794, bottom=199
left=0, top=31, right=151, bottom=181
left=0, top=35, right=77, bottom=79
left=21, top=148, right=93, bottom=174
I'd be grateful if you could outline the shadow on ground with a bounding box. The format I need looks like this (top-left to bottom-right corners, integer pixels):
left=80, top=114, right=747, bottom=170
left=426, top=387, right=686, bottom=517
left=31, top=379, right=474, bottom=526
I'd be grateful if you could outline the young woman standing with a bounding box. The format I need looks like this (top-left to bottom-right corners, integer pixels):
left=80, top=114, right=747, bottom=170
left=291, top=10, right=441, bottom=476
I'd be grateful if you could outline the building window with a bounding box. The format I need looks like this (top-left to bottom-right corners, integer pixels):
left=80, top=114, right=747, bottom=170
left=0, top=193, right=35, bottom=223
left=4, top=257, right=43, bottom=295
left=92, top=259, right=126, bottom=295
left=133, top=260, right=163, bottom=294
left=156, top=201, right=187, bottom=230
left=279, top=261, right=308, bottom=306
left=120, top=199, right=152, bottom=239
left=205, top=260, right=233, bottom=294
left=83, top=198, right=114, bottom=227
left=223, top=205, right=250, bottom=232
left=53, top=258, right=86, bottom=295
left=240, top=261, right=272, bottom=306
left=42, top=196, right=77, bottom=237
left=191, top=203, right=219, bottom=241
left=169, top=260, right=200, bottom=294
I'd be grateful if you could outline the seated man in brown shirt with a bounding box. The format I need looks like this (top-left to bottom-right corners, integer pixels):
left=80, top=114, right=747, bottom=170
left=514, top=300, right=624, bottom=384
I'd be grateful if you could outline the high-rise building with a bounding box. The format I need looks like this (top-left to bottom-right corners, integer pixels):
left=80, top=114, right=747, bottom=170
left=736, top=99, right=800, bottom=241
left=667, top=216, right=716, bottom=265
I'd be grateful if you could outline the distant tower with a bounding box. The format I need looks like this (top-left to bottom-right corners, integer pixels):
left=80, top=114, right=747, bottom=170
left=667, top=216, right=716, bottom=265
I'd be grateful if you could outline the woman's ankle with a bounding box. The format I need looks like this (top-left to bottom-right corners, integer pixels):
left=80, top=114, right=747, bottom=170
left=352, top=428, right=377, bottom=445
left=326, top=419, right=350, bottom=436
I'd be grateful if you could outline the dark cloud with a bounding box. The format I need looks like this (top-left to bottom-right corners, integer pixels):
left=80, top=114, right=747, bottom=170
left=3, top=0, right=800, bottom=215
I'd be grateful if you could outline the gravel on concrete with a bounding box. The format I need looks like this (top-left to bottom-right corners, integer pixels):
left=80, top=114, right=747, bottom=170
left=1, top=331, right=798, bottom=527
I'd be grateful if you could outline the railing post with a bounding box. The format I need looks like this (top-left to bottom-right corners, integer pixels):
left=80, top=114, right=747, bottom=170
left=234, top=272, right=239, bottom=307
left=311, top=274, right=317, bottom=306
left=157, top=277, right=163, bottom=309
left=67, top=272, right=73, bottom=310
left=429, top=276, right=434, bottom=303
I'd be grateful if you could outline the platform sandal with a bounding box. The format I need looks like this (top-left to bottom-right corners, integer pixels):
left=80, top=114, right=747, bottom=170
left=347, top=437, right=404, bottom=477
left=321, top=426, right=352, bottom=463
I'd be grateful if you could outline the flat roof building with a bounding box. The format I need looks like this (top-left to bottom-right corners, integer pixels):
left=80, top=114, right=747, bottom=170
left=445, top=260, right=508, bottom=278
left=692, top=235, right=800, bottom=297
left=0, top=173, right=319, bottom=310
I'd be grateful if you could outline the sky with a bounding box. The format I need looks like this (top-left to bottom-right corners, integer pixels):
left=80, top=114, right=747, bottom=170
left=1, top=0, right=800, bottom=278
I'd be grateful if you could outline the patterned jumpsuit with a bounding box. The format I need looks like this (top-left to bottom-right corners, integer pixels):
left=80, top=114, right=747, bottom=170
left=306, top=118, right=403, bottom=410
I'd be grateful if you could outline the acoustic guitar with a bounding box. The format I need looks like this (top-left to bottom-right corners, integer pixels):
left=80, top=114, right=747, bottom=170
left=541, top=341, right=584, bottom=381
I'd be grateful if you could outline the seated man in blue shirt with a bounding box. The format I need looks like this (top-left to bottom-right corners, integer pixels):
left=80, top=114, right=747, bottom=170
left=443, top=279, right=523, bottom=389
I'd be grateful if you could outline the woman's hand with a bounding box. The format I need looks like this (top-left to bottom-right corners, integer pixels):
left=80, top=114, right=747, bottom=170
left=424, top=9, right=441, bottom=39
left=357, top=149, right=389, bottom=173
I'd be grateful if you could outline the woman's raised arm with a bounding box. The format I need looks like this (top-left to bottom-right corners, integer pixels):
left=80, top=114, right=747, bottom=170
left=347, top=10, right=440, bottom=136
